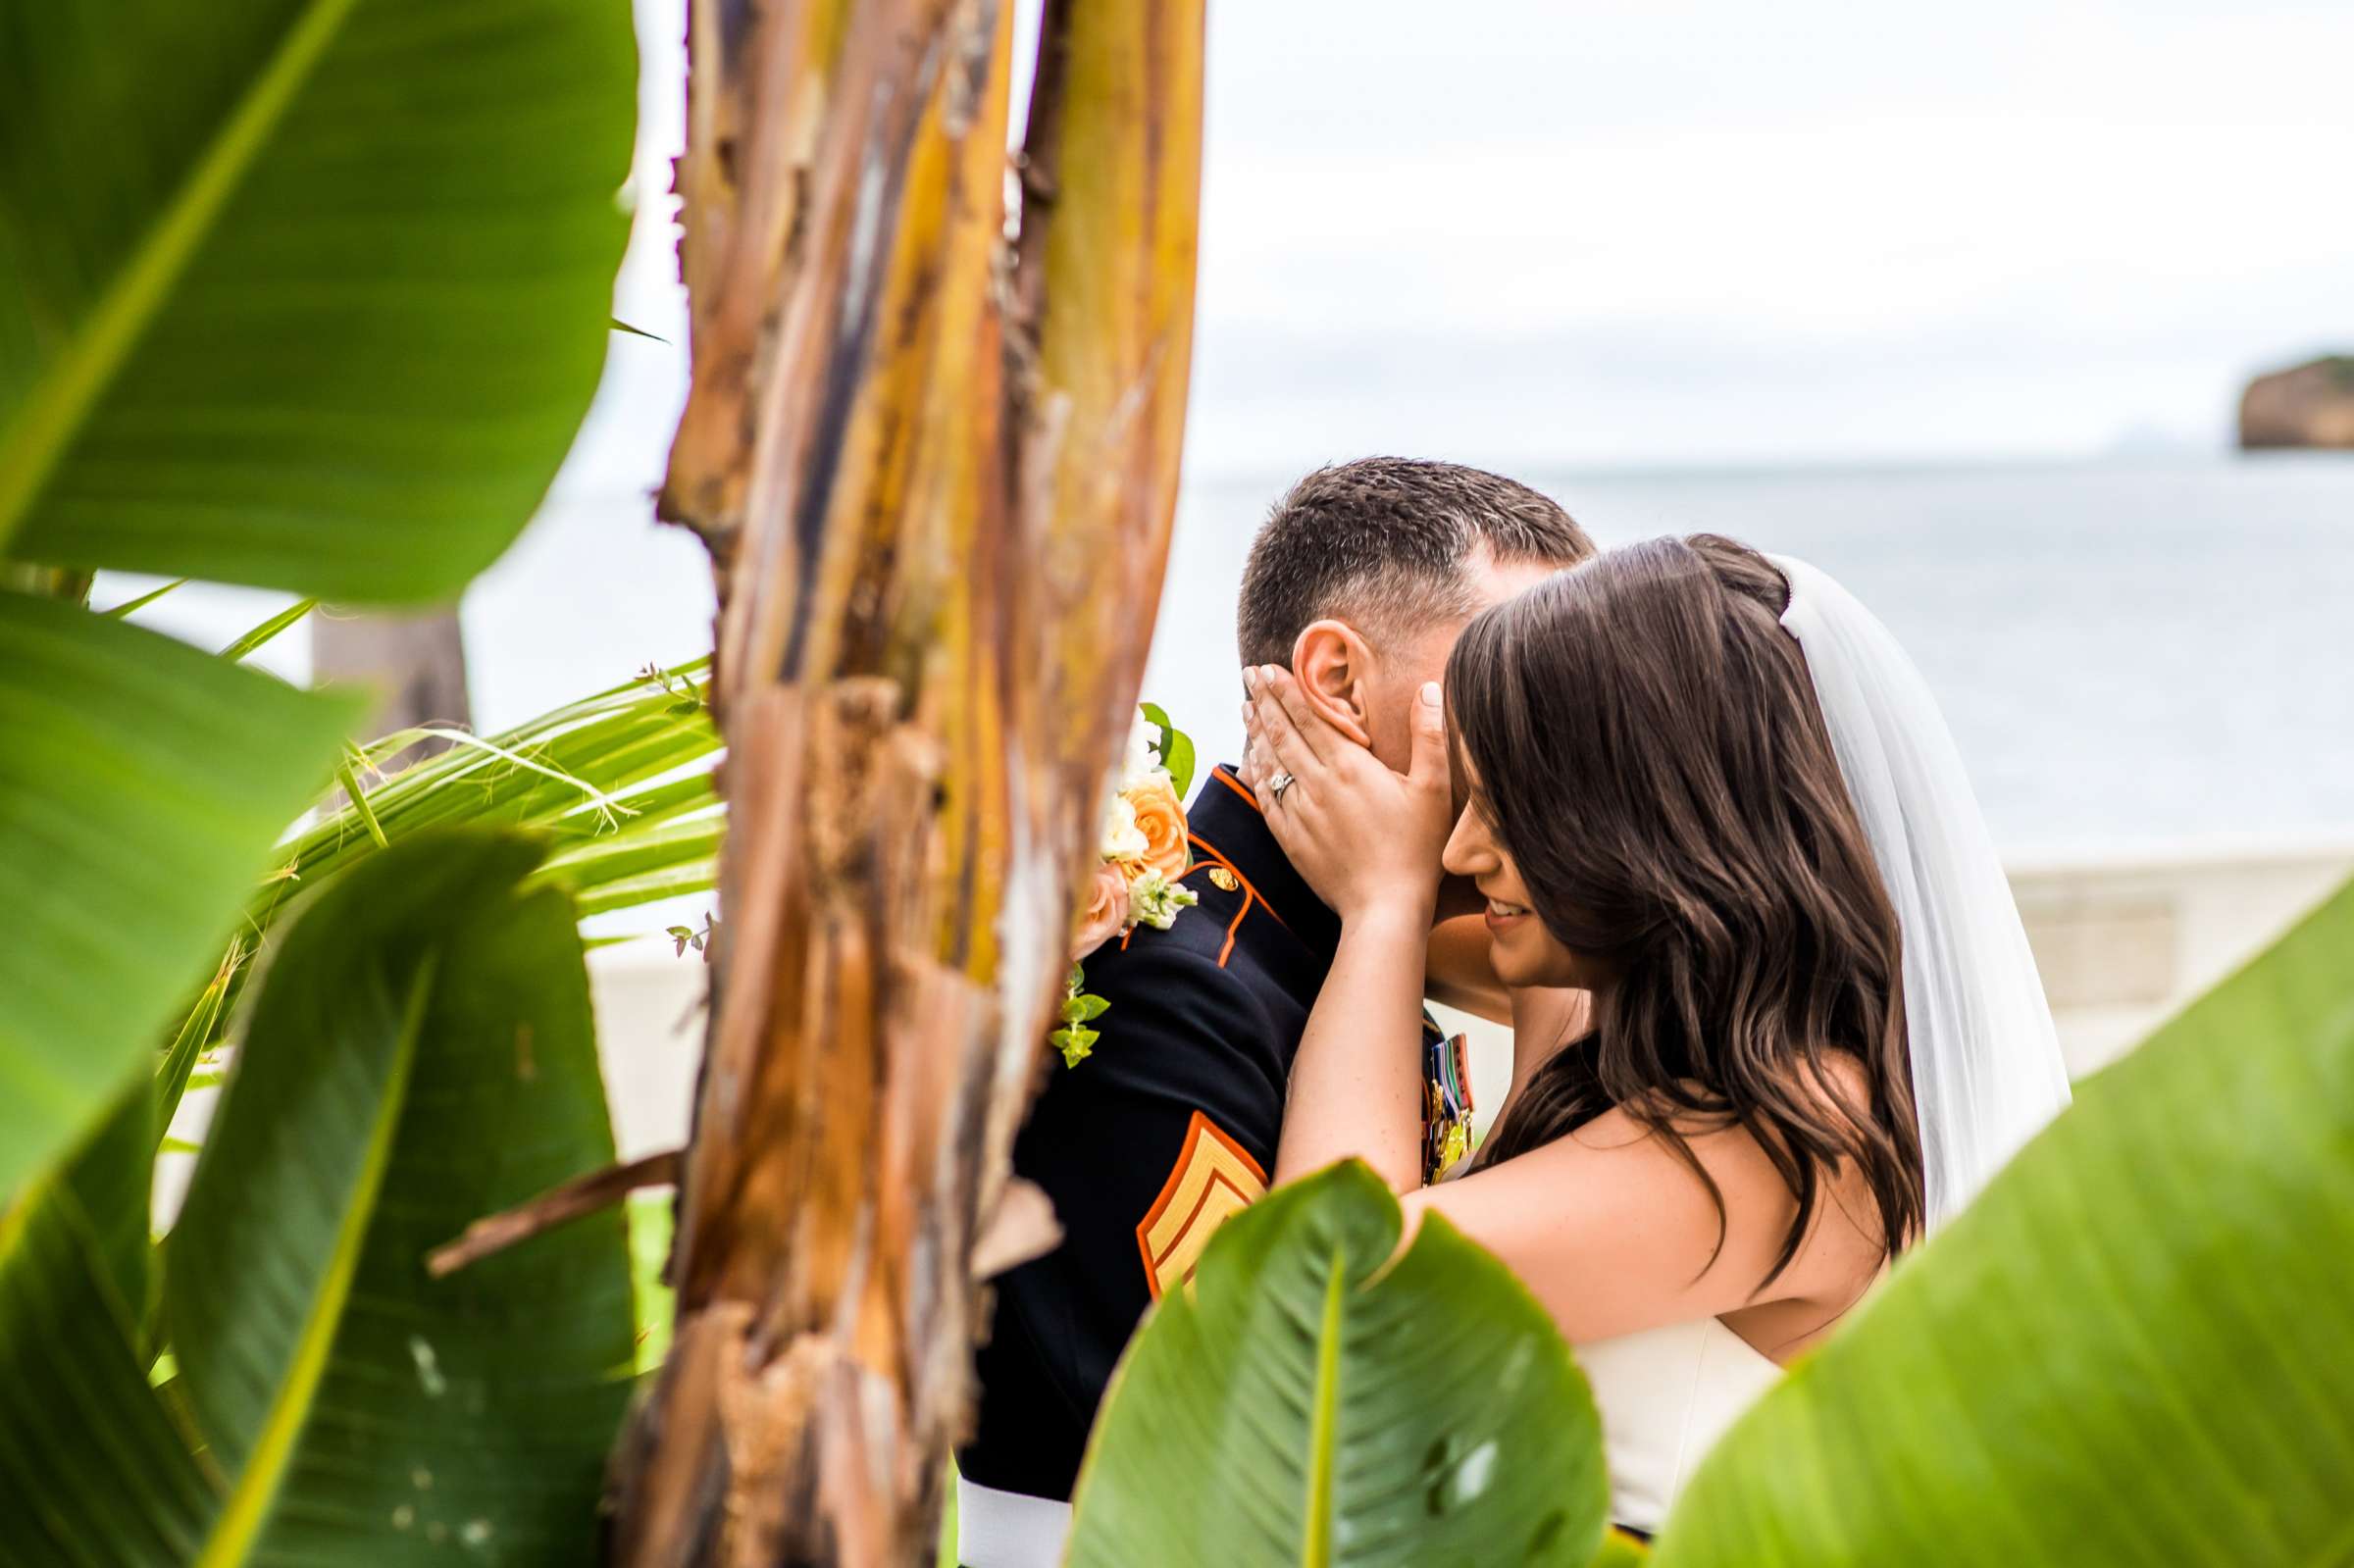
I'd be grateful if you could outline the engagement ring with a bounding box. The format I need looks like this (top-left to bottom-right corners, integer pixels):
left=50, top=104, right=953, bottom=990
left=1268, top=770, right=1296, bottom=800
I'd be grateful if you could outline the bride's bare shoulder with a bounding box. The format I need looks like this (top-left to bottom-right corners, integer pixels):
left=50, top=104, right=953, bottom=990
left=1570, top=1049, right=1893, bottom=1296
left=1732, top=1047, right=1899, bottom=1306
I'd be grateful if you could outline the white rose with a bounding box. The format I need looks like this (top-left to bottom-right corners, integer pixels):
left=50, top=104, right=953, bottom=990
left=1100, top=791, right=1149, bottom=862
left=1120, top=712, right=1165, bottom=792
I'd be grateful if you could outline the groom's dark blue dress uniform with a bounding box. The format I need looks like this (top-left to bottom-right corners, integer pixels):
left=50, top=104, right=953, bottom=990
left=958, top=766, right=1341, bottom=1504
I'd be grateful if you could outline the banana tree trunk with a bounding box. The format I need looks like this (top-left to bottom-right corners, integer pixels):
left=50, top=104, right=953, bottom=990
left=609, top=1, right=1203, bottom=1562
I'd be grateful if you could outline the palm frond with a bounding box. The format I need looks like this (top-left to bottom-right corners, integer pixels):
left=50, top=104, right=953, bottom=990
left=158, top=657, right=724, bottom=1147
left=272, top=655, right=721, bottom=936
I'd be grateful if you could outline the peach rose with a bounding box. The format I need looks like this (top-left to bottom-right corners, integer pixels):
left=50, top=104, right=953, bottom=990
left=1070, top=862, right=1133, bottom=960
left=1120, top=775, right=1190, bottom=882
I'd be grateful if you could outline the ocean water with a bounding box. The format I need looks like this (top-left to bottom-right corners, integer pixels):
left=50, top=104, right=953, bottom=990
left=110, top=454, right=2354, bottom=858
left=1141, top=455, right=2354, bottom=854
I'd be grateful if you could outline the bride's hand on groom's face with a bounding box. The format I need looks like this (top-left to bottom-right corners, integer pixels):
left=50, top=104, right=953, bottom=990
left=1243, top=665, right=1455, bottom=926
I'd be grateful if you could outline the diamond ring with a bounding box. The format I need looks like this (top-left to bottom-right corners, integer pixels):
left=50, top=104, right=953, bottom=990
left=1268, top=770, right=1296, bottom=800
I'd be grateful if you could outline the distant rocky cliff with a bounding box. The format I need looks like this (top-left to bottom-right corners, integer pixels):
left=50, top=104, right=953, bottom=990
left=2240, top=356, right=2354, bottom=449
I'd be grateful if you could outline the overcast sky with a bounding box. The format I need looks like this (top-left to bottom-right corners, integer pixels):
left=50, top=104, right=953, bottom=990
left=588, top=0, right=2354, bottom=489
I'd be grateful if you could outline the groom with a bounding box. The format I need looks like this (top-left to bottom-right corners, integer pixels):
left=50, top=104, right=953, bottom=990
left=957, top=458, right=1594, bottom=1560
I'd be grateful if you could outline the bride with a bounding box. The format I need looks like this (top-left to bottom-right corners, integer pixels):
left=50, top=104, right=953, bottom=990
left=1240, top=533, right=2072, bottom=1537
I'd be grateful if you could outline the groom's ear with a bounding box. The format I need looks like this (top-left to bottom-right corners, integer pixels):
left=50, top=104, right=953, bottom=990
left=1289, top=620, right=1377, bottom=749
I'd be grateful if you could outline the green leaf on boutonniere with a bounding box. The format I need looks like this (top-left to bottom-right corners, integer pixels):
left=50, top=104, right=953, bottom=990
left=1140, top=702, right=1196, bottom=798
left=1051, top=1026, right=1100, bottom=1068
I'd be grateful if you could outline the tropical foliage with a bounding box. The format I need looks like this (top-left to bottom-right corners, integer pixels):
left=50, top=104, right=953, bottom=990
left=0, top=0, right=668, bottom=1558
left=150, top=654, right=720, bottom=1155
left=0, top=0, right=634, bottom=598
left=9, top=0, right=1212, bottom=1559
left=1067, top=877, right=2354, bottom=1566
left=616, top=2, right=1206, bottom=1557
left=20, top=0, right=2331, bottom=1563
left=0, top=593, right=359, bottom=1196
left=0, top=0, right=637, bottom=1197
left=0, top=632, right=712, bottom=1556
left=0, top=833, right=638, bottom=1566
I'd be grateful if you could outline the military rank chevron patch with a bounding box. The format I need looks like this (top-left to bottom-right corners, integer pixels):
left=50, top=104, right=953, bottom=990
left=1136, top=1111, right=1267, bottom=1299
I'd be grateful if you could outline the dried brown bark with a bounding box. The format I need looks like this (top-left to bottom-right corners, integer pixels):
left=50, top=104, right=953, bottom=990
left=610, top=1, right=1203, bottom=1562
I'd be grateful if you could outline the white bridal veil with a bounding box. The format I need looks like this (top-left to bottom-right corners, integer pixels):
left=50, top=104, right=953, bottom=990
left=1773, top=556, right=2073, bottom=1231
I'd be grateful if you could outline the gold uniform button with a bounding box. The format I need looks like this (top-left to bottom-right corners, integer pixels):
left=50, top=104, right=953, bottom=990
left=1206, top=866, right=1239, bottom=892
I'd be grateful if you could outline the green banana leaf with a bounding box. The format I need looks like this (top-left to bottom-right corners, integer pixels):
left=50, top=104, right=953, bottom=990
left=0, top=1177, right=216, bottom=1566
left=0, top=829, right=633, bottom=1562
left=1654, top=876, right=2354, bottom=1566
left=165, top=829, right=636, bottom=1562
left=0, top=0, right=635, bottom=602
left=627, top=1189, right=676, bottom=1377
left=0, top=592, right=358, bottom=1200
left=56, top=1072, right=161, bottom=1361
left=42, top=935, right=238, bottom=1367
left=1066, top=1160, right=1611, bottom=1567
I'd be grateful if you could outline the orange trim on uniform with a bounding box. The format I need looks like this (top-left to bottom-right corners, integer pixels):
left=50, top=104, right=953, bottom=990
left=1208, top=767, right=1262, bottom=814
left=1135, top=1112, right=1269, bottom=1299
left=1217, top=889, right=1254, bottom=968
left=1186, top=832, right=1293, bottom=936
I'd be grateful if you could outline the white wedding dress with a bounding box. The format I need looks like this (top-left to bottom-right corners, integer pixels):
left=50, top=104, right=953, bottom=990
left=1574, top=1318, right=1783, bottom=1535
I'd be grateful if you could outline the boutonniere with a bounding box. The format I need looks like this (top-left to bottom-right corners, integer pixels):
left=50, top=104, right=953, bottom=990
left=1054, top=705, right=1201, bottom=1066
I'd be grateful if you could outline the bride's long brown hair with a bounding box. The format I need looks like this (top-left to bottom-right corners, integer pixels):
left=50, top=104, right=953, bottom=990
left=1448, top=534, right=1923, bottom=1282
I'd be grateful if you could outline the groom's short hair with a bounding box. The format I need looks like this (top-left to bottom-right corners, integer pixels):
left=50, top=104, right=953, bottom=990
left=1237, top=457, right=1594, bottom=668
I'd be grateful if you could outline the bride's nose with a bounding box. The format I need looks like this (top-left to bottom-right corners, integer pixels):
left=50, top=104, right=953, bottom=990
left=1441, top=807, right=1494, bottom=879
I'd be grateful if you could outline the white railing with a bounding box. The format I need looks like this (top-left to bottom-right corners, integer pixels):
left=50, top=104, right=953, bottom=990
left=2008, top=836, right=2354, bottom=1075
left=582, top=839, right=2354, bottom=1156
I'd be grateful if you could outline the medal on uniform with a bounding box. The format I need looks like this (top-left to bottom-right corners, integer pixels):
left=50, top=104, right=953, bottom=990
left=1423, top=1028, right=1474, bottom=1184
